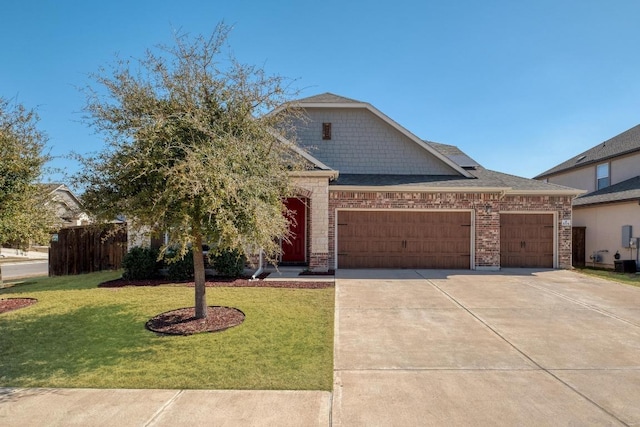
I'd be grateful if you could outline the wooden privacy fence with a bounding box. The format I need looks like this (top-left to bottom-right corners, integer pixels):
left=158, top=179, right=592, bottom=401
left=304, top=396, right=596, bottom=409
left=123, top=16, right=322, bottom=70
left=49, top=224, right=127, bottom=276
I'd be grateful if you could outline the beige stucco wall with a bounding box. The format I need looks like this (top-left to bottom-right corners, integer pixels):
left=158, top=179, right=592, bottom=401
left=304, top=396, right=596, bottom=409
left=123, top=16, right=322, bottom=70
left=547, top=166, right=596, bottom=192
left=611, top=151, right=640, bottom=185
left=573, top=202, right=640, bottom=268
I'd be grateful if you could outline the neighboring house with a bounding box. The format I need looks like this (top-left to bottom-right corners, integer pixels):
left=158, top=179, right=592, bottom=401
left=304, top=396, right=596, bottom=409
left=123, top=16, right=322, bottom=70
left=535, top=125, right=640, bottom=270
left=278, top=93, right=581, bottom=271
left=41, top=183, right=90, bottom=228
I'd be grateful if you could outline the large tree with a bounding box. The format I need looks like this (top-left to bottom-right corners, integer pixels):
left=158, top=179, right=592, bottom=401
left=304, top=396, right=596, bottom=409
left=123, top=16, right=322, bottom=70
left=0, top=98, right=56, bottom=283
left=76, top=25, right=305, bottom=318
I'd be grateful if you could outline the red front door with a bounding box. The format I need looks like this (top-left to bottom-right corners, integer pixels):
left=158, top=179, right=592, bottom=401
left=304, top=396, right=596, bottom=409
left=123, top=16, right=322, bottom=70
left=281, top=198, right=307, bottom=263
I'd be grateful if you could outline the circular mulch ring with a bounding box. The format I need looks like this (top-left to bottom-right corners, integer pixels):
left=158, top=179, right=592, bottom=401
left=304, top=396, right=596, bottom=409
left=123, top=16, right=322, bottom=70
left=146, top=306, right=245, bottom=336
left=0, top=298, right=37, bottom=314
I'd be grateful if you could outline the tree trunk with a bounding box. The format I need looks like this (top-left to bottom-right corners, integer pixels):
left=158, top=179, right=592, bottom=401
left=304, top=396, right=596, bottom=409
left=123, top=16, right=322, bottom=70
left=192, top=232, right=207, bottom=319
left=0, top=263, right=3, bottom=286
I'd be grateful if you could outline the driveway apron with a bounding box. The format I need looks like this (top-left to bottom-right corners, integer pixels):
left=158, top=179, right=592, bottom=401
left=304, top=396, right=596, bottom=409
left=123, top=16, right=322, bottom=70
left=332, top=269, right=640, bottom=426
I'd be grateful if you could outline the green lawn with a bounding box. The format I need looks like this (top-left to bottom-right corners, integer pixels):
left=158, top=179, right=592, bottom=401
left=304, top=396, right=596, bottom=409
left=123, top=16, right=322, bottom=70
left=575, top=267, right=640, bottom=288
left=0, top=272, right=334, bottom=390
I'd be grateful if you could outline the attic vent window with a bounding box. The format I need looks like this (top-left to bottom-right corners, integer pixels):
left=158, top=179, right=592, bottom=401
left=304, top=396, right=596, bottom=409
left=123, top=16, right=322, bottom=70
left=322, top=123, right=332, bottom=140
left=576, top=155, right=586, bottom=163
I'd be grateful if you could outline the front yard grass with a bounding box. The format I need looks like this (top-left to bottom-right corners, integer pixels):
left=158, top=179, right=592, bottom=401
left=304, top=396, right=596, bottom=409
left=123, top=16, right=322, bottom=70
left=575, top=267, right=640, bottom=288
left=0, top=271, right=334, bottom=390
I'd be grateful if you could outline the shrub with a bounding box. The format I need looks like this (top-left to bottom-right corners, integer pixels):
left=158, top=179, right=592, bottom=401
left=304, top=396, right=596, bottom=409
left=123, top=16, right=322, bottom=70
left=122, top=246, right=160, bottom=280
left=211, top=248, right=246, bottom=277
left=165, top=249, right=195, bottom=281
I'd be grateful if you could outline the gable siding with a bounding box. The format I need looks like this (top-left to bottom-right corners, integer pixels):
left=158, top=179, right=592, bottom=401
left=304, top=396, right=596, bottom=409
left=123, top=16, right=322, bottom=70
left=547, top=166, right=596, bottom=193
left=611, top=151, right=640, bottom=185
left=295, top=108, right=459, bottom=175
left=546, top=151, right=640, bottom=193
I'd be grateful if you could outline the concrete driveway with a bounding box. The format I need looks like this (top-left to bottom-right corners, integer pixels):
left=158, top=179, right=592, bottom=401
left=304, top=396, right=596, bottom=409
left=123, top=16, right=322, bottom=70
left=333, top=269, right=640, bottom=426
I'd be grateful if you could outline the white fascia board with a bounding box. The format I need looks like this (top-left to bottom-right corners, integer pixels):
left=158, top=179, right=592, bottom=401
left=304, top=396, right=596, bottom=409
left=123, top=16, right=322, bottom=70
left=329, top=185, right=585, bottom=196
left=503, top=189, right=586, bottom=196
left=290, top=170, right=339, bottom=179
left=329, top=185, right=509, bottom=193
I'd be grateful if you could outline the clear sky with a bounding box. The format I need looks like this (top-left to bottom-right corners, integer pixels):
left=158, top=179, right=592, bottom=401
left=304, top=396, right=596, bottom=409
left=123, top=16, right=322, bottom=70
left=2, top=0, right=640, bottom=188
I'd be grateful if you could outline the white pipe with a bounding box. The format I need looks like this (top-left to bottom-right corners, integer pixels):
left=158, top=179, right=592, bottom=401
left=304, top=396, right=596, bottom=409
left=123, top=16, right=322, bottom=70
left=250, top=249, right=264, bottom=280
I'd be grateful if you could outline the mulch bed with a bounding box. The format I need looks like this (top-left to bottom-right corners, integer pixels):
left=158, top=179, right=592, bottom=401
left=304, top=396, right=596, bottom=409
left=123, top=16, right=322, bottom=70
left=99, top=275, right=333, bottom=335
left=146, top=306, right=245, bottom=335
left=0, top=298, right=37, bottom=314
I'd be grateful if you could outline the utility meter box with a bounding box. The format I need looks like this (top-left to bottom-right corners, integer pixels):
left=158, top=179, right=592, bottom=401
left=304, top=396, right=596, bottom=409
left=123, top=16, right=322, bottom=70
left=622, top=225, right=633, bottom=248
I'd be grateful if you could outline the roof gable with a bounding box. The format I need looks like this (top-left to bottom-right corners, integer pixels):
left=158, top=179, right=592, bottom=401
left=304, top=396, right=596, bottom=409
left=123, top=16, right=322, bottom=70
left=290, top=93, right=473, bottom=178
left=536, top=124, right=640, bottom=178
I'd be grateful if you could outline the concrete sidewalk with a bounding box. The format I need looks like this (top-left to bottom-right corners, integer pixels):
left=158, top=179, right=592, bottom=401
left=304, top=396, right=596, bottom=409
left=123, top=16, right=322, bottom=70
left=0, top=388, right=331, bottom=426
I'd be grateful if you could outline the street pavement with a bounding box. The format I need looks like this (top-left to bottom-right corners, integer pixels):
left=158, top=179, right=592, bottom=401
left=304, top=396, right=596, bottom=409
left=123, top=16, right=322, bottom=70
left=1, top=260, right=48, bottom=280
left=2, top=269, right=640, bottom=426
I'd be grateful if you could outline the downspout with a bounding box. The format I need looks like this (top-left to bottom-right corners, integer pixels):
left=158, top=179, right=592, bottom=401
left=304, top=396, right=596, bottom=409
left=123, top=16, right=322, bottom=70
left=250, top=249, right=264, bottom=281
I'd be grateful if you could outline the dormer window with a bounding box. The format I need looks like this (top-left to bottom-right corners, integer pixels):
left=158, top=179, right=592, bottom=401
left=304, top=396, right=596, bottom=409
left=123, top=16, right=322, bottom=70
left=322, top=123, right=331, bottom=140
left=596, top=163, right=609, bottom=190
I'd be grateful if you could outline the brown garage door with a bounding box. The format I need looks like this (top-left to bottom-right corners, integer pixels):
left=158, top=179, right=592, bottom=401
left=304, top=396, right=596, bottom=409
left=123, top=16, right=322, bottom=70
left=500, top=214, right=554, bottom=268
left=337, top=211, right=471, bottom=269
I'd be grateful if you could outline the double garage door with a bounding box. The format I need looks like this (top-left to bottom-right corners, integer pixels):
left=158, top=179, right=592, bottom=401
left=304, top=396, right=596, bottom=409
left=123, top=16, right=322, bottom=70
left=337, top=211, right=471, bottom=269
left=337, top=211, right=555, bottom=269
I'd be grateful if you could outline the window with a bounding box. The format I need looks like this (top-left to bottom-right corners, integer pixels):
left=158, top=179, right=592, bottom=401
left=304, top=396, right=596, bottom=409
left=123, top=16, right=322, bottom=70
left=322, top=122, right=331, bottom=140
left=596, top=163, right=609, bottom=190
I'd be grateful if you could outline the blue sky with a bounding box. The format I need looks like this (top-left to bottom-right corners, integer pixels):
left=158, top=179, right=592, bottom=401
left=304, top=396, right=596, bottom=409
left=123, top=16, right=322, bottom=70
left=2, top=0, right=640, bottom=188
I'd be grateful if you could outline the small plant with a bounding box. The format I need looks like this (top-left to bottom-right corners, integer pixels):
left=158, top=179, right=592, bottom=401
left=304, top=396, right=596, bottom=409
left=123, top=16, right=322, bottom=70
left=165, top=249, right=195, bottom=281
left=122, top=246, right=160, bottom=280
left=211, top=248, right=246, bottom=277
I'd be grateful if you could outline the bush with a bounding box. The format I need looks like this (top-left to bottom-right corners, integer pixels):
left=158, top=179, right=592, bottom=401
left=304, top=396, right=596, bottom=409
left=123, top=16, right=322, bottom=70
left=211, top=248, right=246, bottom=277
left=122, top=246, right=160, bottom=280
left=165, top=249, right=195, bottom=281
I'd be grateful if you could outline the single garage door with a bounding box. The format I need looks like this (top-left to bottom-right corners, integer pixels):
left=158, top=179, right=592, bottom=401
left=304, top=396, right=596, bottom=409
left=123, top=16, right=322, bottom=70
left=500, top=213, right=554, bottom=268
left=337, top=210, right=471, bottom=269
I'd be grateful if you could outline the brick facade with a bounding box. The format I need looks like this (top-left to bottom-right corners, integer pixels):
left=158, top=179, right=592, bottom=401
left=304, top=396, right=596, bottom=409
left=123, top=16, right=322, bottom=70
left=324, top=190, right=573, bottom=270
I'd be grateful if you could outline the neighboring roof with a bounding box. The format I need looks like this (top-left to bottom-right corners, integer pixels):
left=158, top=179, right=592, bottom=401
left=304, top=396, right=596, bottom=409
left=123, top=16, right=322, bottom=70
left=331, top=167, right=582, bottom=195
left=536, top=124, right=640, bottom=178
left=573, top=175, right=640, bottom=207
left=286, top=93, right=474, bottom=178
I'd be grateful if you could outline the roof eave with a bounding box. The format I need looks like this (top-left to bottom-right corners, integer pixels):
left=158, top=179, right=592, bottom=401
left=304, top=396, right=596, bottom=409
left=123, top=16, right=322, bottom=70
left=290, top=170, right=339, bottom=179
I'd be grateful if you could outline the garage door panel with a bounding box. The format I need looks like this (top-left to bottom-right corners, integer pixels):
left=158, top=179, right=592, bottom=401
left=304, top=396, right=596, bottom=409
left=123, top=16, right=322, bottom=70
left=500, top=214, right=554, bottom=268
left=337, top=211, right=471, bottom=269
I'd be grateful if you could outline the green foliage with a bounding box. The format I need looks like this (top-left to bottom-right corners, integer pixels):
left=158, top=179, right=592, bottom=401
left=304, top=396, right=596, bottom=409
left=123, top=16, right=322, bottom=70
left=74, top=23, right=307, bottom=313
left=165, top=249, right=195, bottom=281
left=122, top=246, right=160, bottom=280
left=211, top=248, right=246, bottom=277
left=0, top=97, right=57, bottom=249
left=75, top=24, right=305, bottom=261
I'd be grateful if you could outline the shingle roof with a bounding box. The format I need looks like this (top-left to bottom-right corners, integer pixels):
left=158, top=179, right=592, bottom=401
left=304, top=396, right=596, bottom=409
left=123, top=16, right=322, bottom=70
left=573, top=175, right=640, bottom=206
left=294, top=92, right=363, bottom=104
left=427, top=141, right=482, bottom=169
left=536, top=124, right=640, bottom=178
left=331, top=167, right=579, bottom=193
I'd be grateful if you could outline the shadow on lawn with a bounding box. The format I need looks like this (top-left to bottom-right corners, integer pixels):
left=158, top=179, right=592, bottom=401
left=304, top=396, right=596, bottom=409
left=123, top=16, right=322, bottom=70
left=0, top=303, right=154, bottom=387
